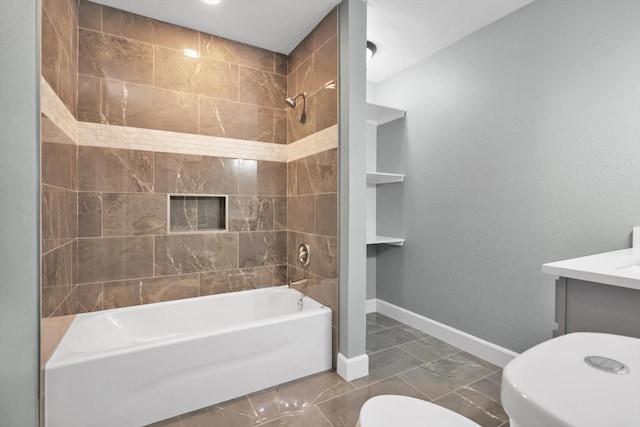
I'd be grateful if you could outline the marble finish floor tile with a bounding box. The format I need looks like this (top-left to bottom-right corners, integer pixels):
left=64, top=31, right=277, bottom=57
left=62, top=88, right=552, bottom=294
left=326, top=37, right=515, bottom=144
left=351, top=348, right=423, bottom=388
left=145, top=313, right=508, bottom=427
left=248, top=371, right=355, bottom=423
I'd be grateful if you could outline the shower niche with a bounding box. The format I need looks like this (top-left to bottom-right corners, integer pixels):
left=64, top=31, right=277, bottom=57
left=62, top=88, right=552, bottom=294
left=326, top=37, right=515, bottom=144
left=168, top=194, right=227, bottom=233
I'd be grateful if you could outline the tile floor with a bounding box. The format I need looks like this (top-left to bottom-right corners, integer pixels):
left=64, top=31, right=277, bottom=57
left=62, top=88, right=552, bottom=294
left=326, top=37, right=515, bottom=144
left=149, top=313, right=510, bottom=427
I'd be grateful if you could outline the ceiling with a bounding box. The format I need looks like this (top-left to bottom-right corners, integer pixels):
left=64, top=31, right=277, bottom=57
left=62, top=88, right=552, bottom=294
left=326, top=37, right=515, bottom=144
left=94, top=0, right=534, bottom=83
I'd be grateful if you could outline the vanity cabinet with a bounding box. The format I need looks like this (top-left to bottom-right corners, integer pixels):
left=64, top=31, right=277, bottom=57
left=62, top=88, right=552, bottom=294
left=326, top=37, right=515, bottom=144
left=366, top=102, right=405, bottom=247
left=554, top=277, right=640, bottom=338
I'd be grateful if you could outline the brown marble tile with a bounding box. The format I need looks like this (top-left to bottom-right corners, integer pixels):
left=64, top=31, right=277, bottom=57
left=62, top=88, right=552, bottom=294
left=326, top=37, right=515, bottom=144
left=200, top=33, right=274, bottom=73
left=314, top=8, right=338, bottom=52
left=434, top=390, right=506, bottom=427
left=76, top=282, right=103, bottom=313
left=102, top=193, right=167, bottom=236
left=228, top=195, right=274, bottom=232
left=366, top=312, right=402, bottom=331
left=154, top=46, right=238, bottom=100
left=315, top=193, right=337, bottom=237
left=238, top=160, right=287, bottom=196
left=177, top=396, right=260, bottom=427
left=42, top=8, right=76, bottom=117
left=78, top=28, right=153, bottom=85
left=287, top=149, right=338, bottom=196
left=77, top=75, right=102, bottom=123
left=453, top=351, right=501, bottom=372
left=42, top=142, right=76, bottom=189
left=273, top=109, right=288, bottom=145
left=260, top=406, right=332, bottom=427
left=239, top=67, right=287, bottom=109
left=42, top=0, right=77, bottom=57
left=249, top=371, right=354, bottom=423
left=314, top=85, right=338, bottom=133
left=169, top=196, right=197, bottom=232
left=274, top=264, right=288, bottom=286
left=287, top=195, right=315, bottom=234
left=398, top=340, right=449, bottom=364
left=238, top=231, right=287, bottom=268
left=199, top=97, right=273, bottom=142
left=397, top=355, right=494, bottom=400
left=288, top=32, right=314, bottom=75
left=42, top=241, right=75, bottom=292
left=275, top=52, right=288, bottom=76
left=199, top=266, right=274, bottom=296
left=77, top=236, right=153, bottom=283
left=78, top=146, right=153, bottom=192
left=197, top=197, right=226, bottom=230
left=467, top=377, right=503, bottom=404
left=312, top=35, right=337, bottom=94
left=154, top=233, right=239, bottom=276
left=294, top=56, right=314, bottom=98
left=79, top=0, right=101, bottom=31
left=307, top=234, right=338, bottom=279
left=154, top=153, right=238, bottom=195
left=42, top=185, right=77, bottom=253
left=41, top=314, right=75, bottom=365
left=410, top=335, right=463, bottom=358
left=366, top=328, right=416, bottom=355
left=101, top=5, right=199, bottom=52
left=50, top=285, right=79, bottom=318
left=274, top=197, right=287, bottom=231
left=351, top=348, right=424, bottom=388
left=101, top=80, right=199, bottom=134
left=78, top=192, right=102, bottom=237
left=42, top=285, right=75, bottom=318
left=102, top=274, right=199, bottom=309
left=316, top=377, right=429, bottom=427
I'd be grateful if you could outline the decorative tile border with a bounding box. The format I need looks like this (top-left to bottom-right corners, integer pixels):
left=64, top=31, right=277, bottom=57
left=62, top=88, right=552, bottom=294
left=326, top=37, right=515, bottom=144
left=42, top=78, right=338, bottom=162
left=41, top=77, right=78, bottom=144
left=288, top=125, right=338, bottom=162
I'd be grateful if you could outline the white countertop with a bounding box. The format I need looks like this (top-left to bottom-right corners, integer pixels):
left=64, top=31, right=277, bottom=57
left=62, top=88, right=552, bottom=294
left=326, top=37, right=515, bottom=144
left=542, top=248, right=640, bottom=291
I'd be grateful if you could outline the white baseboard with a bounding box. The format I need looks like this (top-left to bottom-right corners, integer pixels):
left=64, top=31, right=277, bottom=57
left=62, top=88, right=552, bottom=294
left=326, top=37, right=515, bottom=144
left=336, top=353, right=369, bottom=381
left=365, top=299, right=377, bottom=314
left=373, top=299, right=519, bottom=368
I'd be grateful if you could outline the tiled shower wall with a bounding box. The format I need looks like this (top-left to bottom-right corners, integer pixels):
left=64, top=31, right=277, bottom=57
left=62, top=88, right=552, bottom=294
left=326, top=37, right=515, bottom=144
left=286, top=10, right=339, bottom=361
left=41, top=1, right=339, bottom=328
left=41, top=117, right=78, bottom=317
left=76, top=0, right=288, bottom=143
left=42, top=0, right=78, bottom=117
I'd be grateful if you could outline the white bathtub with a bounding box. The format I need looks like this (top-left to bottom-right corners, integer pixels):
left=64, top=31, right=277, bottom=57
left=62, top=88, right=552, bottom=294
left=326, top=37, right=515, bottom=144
left=45, top=286, right=332, bottom=427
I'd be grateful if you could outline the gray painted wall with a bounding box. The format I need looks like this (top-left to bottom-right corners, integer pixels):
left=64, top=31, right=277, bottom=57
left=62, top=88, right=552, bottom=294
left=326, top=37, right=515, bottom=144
left=0, top=0, right=41, bottom=424
left=375, top=0, right=640, bottom=353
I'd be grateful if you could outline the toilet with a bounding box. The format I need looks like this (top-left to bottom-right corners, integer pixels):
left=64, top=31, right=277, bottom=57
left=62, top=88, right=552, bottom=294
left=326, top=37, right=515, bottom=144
left=501, top=332, right=640, bottom=427
left=357, top=395, right=481, bottom=427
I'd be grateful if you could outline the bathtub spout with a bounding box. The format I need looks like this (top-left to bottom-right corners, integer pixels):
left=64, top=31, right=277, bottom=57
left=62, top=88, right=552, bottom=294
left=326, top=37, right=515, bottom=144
left=288, top=279, right=308, bottom=288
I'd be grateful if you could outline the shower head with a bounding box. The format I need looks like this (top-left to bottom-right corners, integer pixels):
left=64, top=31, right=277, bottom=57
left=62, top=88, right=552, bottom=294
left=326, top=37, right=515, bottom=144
left=285, top=92, right=306, bottom=108
left=285, top=92, right=308, bottom=124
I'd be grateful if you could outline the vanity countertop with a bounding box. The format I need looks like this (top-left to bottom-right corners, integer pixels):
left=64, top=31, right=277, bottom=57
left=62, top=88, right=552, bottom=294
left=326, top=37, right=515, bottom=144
left=542, top=248, right=640, bottom=291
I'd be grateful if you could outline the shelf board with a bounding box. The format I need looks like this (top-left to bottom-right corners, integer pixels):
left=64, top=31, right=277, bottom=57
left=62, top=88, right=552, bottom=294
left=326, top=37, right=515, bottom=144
left=367, top=172, right=405, bottom=185
left=366, top=103, right=405, bottom=126
left=366, top=235, right=406, bottom=246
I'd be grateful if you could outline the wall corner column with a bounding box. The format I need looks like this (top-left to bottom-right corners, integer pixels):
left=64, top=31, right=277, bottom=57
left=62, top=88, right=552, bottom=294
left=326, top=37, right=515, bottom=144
left=337, top=0, right=369, bottom=381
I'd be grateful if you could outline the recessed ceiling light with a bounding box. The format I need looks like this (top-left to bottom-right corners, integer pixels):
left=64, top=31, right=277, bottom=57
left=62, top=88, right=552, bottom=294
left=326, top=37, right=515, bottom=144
left=367, top=41, right=377, bottom=61
left=202, top=0, right=222, bottom=4
left=183, top=49, right=200, bottom=58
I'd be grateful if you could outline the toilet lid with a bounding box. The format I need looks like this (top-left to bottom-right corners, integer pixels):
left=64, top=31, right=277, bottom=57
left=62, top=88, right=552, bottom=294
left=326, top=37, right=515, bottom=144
left=359, top=395, right=481, bottom=427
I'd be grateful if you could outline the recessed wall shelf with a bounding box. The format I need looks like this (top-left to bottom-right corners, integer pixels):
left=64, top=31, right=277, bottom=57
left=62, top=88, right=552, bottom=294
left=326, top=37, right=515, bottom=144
left=168, top=194, right=227, bottom=233
left=366, top=172, right=405, bottom=185
left=366, top=235, right=405, bottom=246
left=366, top=103, right=406, bottom=126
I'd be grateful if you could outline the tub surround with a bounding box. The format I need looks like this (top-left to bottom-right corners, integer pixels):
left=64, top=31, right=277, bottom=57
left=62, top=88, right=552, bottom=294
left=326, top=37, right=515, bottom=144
left=46, top=287, right=332, bottom=427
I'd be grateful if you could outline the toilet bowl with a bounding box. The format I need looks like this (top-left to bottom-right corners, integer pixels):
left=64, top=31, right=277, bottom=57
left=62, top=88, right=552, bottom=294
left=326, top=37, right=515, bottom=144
left=357, top=395, right=481, bottom=427
left=501, top=332, right=640, bottom=427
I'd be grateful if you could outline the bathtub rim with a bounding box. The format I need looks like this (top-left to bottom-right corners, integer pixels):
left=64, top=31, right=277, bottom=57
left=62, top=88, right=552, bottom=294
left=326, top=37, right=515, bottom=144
left=47, top=286, right=331, bottom=369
